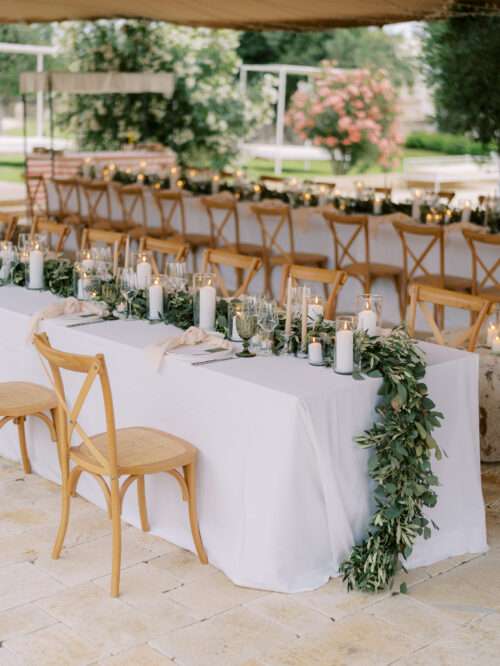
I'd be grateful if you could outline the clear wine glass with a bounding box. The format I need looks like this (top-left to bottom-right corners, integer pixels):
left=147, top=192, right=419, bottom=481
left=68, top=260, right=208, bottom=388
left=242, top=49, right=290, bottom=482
left=118, top=267, right=138, bottom=319
left=257, top=302, right=279, bottom=356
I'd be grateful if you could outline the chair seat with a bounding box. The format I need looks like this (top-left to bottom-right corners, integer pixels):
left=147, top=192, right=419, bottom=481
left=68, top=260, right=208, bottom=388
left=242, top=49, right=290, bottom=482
left=0, top=382, right=57, bottom=418
left=344, top=261, right=402, bottom=277
left=411, top=274, right=472, bottom=291
left=478, top=285, right=500, bottom=302
left=71, top=426, right=196, bottom=475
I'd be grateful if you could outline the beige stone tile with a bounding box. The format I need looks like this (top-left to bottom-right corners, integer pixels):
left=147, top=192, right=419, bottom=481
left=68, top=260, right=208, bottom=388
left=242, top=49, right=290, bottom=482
left=149, top=547, right=218, bottom=583
left=0, top=646, right=24, bottom=665
left=56, top=506, right=113, bottom=549
left=36, top=582, right=166, bottom=657
left=246, top=593, right=333, bottom=636
left=164, top=571, right=268, bottom=620
left=33, top=529, right=164, bottom=587
left=486, top=510, right=500, bottom=549
left=97, top=645, right=174, bottom=665
left=0, top=562, right=65, bottom=612
left=120, top=525, right=179, bottom=558
left=294, top=576, right=386, bottom=620
left=425, top=553, right=484, bottom=578
left=152, top=606, right=297, bottom=666
left=392, top=565, right=429, bottom=589
left=0, top=604, right=56, bottom=641
left=0, top=458, right=23, bottom=482
left=263, top=613, right=423, bottom=666
left=5, top=622, right=100, bottom=666
left=93, top=562, right=196, bottom=632
left=409, top=557, right=500, bottom=623
left=0, top=526, right=54, bottom=567
left=394, top=624, right=500, bottom=666
left=365, top=593, right=458, bottom=642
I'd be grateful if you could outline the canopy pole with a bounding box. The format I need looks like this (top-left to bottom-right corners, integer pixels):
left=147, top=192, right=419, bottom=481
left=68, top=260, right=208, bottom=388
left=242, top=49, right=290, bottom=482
left=48, top=72, right=55, bottom=179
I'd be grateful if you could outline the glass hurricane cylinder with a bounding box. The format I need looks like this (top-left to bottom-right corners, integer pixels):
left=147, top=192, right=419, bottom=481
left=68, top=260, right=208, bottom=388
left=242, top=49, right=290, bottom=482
left=133, top=251, right=153, bottom=290
left=334, top=316, right=356, bottom=375
left=355, top=294, right=383, bottom=336
left=0, top=241, right=16, bottom=286
left=193, top=273, right=217, bottom=331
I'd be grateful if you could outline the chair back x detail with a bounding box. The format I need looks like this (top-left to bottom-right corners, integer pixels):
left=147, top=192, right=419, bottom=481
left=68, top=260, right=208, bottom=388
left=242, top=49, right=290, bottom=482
left=82, top=181, right=112, bottom=229
left=463, top=229, right=500, bottom=303
left=279, top=265, right=347, bottom=320
left=139, top=236, right=190, bottom=273
left=202, top=248, right=262, bottom=298
left=0, top=213, right=18, bottom=242
left=31, top=217, right=70, bottom=254
left=322, top=211, right=370, bottom=269
left=201, top=194, right=240, bottom=249
left=116, top=184, right=147, bottom=234
left=407, top=284, right=492, bottom=352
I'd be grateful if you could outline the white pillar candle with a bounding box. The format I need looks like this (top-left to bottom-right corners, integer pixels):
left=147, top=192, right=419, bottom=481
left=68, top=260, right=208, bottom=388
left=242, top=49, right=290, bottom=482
left=462, top=201, right=471, bottom=223
left=355, top=181, right=364, bottom=198
left=301, top=288, right=308, bottom=350
left=29, top=248, right=44, bottom=289
left=148, top=281, right=164, bottom=320
left=357, top=307, right=377, bottom=336
left=124, top=236, right=130, bottom=269
left=0, top=249, right=12, bottom=280
left=284, top=276, right=293, bottom=337
left=492, top=334, right=500, bottom=354
left=212, top=175, right=220, bottom=194
left=136, top=259, right=152, bottom=289
left=77, top=275, right=91, bottom=300
left=487, top=324, right=497, bottom=347
left=308, top=340, right=323, bottom=365
left=318, top=186, right=328, bottom=207
left=412, top=190, right=422, bottom=220
left=373, top=197, right=383, bottom=215
left=335, top=329, right=354, bottom=374
left=199, top=285, right=216, bottom=331
left=231, top=315, right=242, bottom=342
left=82, top=251, right=94, bottom=272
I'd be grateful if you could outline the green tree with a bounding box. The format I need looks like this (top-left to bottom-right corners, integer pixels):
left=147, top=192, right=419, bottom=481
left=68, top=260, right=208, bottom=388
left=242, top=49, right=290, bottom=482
left=238, top=28, right=414, bottom=89
left=422, top=7, right=500, bottom=151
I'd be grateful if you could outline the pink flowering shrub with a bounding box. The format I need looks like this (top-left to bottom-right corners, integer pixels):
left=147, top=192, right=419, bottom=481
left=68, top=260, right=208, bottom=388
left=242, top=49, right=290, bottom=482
left=286, top=61, right=402, bottom=173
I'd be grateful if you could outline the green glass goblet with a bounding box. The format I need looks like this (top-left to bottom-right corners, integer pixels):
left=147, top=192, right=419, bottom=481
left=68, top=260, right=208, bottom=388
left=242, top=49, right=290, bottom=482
left=235, top=311, right=257, bottom=358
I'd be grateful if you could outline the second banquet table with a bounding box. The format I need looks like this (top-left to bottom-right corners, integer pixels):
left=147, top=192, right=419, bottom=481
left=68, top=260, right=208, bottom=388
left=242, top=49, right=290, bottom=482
left=0, top=287, right=488, bottom=592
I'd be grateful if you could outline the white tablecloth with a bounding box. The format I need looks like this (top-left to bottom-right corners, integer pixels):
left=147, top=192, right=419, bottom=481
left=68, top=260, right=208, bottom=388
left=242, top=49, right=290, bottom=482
left=0, top=286, right=487, bottom=592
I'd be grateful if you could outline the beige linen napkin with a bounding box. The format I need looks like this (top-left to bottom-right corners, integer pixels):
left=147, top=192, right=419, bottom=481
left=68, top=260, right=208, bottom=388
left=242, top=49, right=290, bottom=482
left=27, top=297, right=108, bottom=342
left=145, top=326, right=233, bottom=371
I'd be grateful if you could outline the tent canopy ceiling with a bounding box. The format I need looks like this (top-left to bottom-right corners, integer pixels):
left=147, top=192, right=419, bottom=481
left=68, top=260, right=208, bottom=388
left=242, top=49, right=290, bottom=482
left=19, top=72, right=175, bottom=95
left=2, top=0, right=500, bottom=29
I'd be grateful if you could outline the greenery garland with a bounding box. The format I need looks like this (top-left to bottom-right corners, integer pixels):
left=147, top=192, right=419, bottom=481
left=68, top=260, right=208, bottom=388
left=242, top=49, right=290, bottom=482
left=339, top=328, right=443, bottom=593
left=3, top=264, right=443, bottom=592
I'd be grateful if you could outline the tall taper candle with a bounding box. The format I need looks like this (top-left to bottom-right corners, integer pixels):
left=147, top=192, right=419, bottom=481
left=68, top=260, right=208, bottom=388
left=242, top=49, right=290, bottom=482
left=284, top=276, right=293, bottom=337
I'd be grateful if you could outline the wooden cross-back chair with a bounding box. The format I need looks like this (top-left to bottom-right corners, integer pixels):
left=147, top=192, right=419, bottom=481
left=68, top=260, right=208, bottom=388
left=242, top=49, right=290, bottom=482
left=114, top=184, right=147, bottom=239
left=153, top=189, right=211, bottom=270
left=31, top=217, right=70, bottom=254
left=251, top=201, right=328, bottom=298
left=0, top=381, right=57, bottom=475
left=463, top=229, right=500, bottom=304
left=201, top=193, right=263, bottom=258
left=374, top=186, right=392, bottom=198
left=202, top=248, right=262, bottom=298
left=24, top=173, right=48, bottom=220
left=81, top=181, right=113, bottom=231
left=407, top=284, right=492, bottom=352
left=279, top=265, right=347, bottom=320
left=323, top=210, right=404, bottom=320
left=33, top=332, right=207, bottom=598
left=0, top=213, right=18, bottom=242
left=81, top=228, right=126, bottom=269
left=138, top=236, right=190, bottom=274
left=393, top=221, right=472, bottom=324
left=303, top=180, right=336, bottom=189
left=259, top=174, right=286, bottom=186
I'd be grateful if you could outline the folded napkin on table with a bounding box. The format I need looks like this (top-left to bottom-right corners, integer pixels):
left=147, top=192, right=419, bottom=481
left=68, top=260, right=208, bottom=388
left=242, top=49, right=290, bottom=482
left=145, top=326, right=233, bottom=371
left=27, top=297, right=108, bottom=342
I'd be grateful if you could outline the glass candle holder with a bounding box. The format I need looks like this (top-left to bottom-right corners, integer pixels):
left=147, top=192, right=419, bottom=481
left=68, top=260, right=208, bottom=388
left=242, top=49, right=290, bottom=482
left=26, top=240, right=45, bottom=290
left=133, top=251, right=153, bottom=290
left=308, top=294, right=325, bottom=324
left=74, top=265, right=101, bottom=301
left=486, top=304, right=499, bottom=347
left=355, top=294, right=383, bottom=336
left=308, top=336, right=324, bottom=366
left=334, top=315, right=356, bottom=375
left=193, top=273, right=217, bottom=331
left=167, top=262, right=188, bottom=292
left=147, top=274, right=167, bottom=320
left=0, top=241, right=16, bottom=286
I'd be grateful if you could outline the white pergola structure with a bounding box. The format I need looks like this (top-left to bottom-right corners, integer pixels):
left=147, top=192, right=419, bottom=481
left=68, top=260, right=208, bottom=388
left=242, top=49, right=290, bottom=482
left=239, top=63, right=331, bottom=175
left=0, top=41, right=57, bottom=138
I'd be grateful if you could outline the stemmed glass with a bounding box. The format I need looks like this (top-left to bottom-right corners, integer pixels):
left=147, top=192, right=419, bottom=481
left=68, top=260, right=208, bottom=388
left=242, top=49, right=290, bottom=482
left=118, top=267, right=138, bottom=319
left=257, top=301, right=279, bottom=356
left=235, top=301, right=258, bottom=358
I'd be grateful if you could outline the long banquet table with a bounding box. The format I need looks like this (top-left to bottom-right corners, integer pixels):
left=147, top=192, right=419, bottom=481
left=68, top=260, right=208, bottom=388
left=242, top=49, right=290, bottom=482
left=44, top=180, right=497, bottom=328
left=0, top=286, right=488, bottom=592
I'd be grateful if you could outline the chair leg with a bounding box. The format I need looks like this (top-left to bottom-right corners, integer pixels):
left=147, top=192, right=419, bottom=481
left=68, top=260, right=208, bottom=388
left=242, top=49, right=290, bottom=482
left=393, top=274, right=405, bottom=323
left=137, top=476, right=150, bottom=533
left=52, top=463, right=72, bottom=560
left=110, top=478, right=122, bottom=597
left=183, top=462, right=208, bottom=564
left=15, top=416, right=32, bottom=474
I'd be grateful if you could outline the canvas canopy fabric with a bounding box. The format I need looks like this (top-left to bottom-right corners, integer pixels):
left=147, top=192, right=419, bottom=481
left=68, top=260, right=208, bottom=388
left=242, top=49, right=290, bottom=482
left=2, top=0, right=500, bottom=29
left=19, top=72, right=174, bottom=96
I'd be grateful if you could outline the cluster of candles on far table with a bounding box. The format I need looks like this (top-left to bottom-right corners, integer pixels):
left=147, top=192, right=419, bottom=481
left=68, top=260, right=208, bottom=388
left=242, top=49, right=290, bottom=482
left=487, top=307, right=500, bottom=354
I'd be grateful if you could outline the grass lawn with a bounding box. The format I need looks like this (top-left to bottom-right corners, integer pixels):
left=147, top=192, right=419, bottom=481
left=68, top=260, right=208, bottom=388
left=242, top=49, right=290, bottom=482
left=0, top=154, right=25, bottom=182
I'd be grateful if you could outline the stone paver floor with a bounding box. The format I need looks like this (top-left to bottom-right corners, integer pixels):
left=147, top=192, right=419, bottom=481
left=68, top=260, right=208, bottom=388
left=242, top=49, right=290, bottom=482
left=0, top=456, right=499, bottom=666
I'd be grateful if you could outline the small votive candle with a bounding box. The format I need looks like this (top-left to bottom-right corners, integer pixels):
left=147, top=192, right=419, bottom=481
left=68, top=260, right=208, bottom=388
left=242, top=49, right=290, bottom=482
left=308, top=337, right=324, bottom=366
left=308, top=295, right=324, bottom=323
left=425, top=213, right=433, bottom=224
left=487, top=324, right=498, bottom=347
left=303, top=192, right=312, bottom=207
